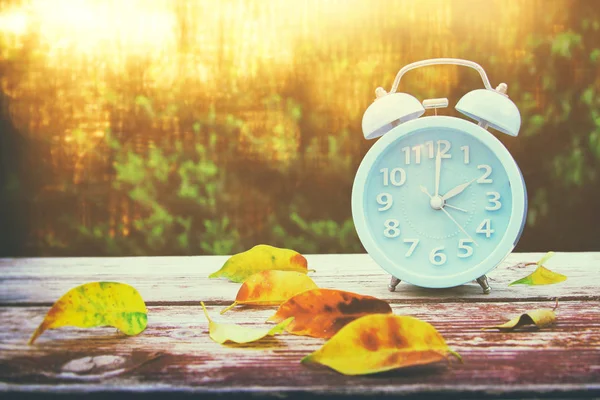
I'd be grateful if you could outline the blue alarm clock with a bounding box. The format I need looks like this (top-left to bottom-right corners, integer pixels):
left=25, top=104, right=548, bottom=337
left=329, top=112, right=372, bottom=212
left=352, top=58, right=527, bottom=294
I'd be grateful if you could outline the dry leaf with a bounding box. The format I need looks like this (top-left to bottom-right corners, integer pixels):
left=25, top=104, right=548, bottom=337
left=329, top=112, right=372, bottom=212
left=209, top=244, right=311, bottom=283
left=509, top=251, right=567, bottom=286
left=482, top=308, right=557, bottom=331
left=220, top=270, right=318, bottom=314
left=29, top=282, right=147, bottom=345
left=268, top=288, right=392, bottom=338
left=201, top=302, right=293, bottom=344
left=301, top=314, right=461, bottom=375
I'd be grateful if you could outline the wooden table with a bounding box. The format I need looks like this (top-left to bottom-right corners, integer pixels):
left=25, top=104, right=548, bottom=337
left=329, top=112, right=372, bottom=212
left=1, top=252, right=599, bottom=399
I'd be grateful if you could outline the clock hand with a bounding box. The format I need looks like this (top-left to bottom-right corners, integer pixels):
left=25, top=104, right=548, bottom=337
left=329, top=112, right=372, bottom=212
left=418, top=185, right=468, bottom=212
left=419, top=185, right=432, bottom=197
left=440, top=207, right=479, bottom=246
left=445, top=203, right=468, bottom=213
left=434, top=142, right=442, bottom=197
left=442, top=178, right=478, bottom=201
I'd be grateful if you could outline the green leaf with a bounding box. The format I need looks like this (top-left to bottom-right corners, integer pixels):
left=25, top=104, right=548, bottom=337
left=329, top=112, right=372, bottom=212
left=509, top=252, right=567, bottom=286
left=29, top=282, right=147, bottom=344
left=581, top=87, right=595, bottom=105
left=551, top=32, right=582, bottom=58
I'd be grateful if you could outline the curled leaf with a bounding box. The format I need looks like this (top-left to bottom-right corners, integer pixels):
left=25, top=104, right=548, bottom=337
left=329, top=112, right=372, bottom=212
left=301, top=314, right=461, bottom=375
left=482, top=308, right=557, bottom=331
left=29, top=282, right=147, bottom=345
left=268, top=289, right=392, bottom=338
left=509, top=251, right=567, bottom=286
left=221, top=270, right=318, bottom=314
left=201, top=302, right=293, bottom=344
left=209, top=244, right=311, bottom=283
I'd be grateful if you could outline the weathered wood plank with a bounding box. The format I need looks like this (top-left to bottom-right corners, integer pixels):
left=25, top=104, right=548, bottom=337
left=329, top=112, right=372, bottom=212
left=1, top=301, right=599, bottom=397
left=1, top=252, right=598, bottom=304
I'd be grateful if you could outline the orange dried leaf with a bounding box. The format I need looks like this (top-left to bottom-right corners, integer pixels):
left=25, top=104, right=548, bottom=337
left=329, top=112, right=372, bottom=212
left=301, top=314, right=461, bottom=375
left=268, top=289, right=392, bottom=338
left=220, top=270, right=318, bottom=314
left=209, top=244, right=311, bottom=283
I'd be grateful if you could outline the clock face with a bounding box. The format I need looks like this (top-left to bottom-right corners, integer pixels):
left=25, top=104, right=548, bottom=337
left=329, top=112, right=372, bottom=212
left=352, top=116, right=526, bottom=288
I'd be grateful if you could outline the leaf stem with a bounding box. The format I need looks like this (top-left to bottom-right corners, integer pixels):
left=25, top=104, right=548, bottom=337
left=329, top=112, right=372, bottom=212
left=448, top=349, right=463, bottom=363
left=200, top=301, right=212, bottom=323
left=220, top=301, right=238, bottom=314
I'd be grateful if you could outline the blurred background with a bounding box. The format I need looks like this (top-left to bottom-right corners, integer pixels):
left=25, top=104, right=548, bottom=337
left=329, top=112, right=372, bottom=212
left=0, top=0, right=598, bottom=257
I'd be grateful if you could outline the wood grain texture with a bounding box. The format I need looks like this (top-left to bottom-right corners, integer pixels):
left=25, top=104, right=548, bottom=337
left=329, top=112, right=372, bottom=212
left=1, top=252, right=599, bottom=304
left=1, top=302, right=599, bottom=397
left=1, top=252, right=599, bottom=398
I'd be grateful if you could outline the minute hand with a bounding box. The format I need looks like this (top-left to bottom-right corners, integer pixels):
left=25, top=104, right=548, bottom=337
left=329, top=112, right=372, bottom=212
left=442, top=178, right=477, bottom=201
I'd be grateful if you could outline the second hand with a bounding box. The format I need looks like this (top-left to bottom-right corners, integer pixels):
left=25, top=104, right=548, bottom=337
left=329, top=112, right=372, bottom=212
left=419, top=185, right=478, bottom=246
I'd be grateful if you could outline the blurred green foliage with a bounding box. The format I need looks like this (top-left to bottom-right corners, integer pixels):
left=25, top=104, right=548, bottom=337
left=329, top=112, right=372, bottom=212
left=1, top=0, right=600, bottom=255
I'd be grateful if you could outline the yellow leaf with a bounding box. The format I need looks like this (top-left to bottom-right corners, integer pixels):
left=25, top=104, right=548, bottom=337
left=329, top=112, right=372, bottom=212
left=268, top=288, right=392, bottom=338
left=201, top=302, right=293, bottom=344
left=29, top=282, right=147, bottom=345
left=221, top=270, right=318, bottom=314
left=509, top=251, right=567, bottom=286
left=208, top=244, right=311, bottom=283
left=482, top=308, right=557, bottom=331
left=301, top=314, right=461, bottom=375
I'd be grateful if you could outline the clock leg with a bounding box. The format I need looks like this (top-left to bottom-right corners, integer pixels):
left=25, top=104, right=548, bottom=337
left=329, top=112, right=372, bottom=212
left=388, top=276, right=401, bottom=292
left=476, top=275, right=491, bottom=294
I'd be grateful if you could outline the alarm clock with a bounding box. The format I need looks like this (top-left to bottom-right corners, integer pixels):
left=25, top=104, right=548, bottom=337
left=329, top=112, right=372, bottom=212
left=351, top=58, right=527, bottom=294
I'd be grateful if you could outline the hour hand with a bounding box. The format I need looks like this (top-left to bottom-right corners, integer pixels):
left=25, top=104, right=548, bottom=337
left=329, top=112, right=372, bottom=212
left=420, top=185, right=468, bottom=213
left=442, top=178, right=477, bottom=201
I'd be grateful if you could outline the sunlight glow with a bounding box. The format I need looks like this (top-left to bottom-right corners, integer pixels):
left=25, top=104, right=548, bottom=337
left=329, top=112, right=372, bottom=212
left=0, top=9, right=28, bottom=35
left=28, top=0, right=176, bottom=59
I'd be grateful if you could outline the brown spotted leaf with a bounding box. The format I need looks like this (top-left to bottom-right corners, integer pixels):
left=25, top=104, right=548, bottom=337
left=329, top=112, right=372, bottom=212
left=268, top=289, right=392, bottom=338
left=220, top=270, right=318, bottom=314
left=301, top=314, right=461, bottom=375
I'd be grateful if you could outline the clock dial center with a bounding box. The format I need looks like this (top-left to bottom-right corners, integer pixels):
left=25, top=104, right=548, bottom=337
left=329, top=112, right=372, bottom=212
left=429, top=195, right=444, bottom=210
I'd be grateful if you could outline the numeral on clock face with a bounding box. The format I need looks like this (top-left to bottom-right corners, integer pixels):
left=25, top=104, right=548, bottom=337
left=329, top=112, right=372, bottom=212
left=401, top=146, right=422, bottom=165
left=425, top=141, right=434, bottom=158
left=403, top=239, right=419, bottom=257
left=380, top=168, right=406, bottom=186
left=383, top=219, right=400, bottom=238
left=477, top=164, right=493, bottom=183
left=402, top=140, right=452, bottom=164
left=458, top=239, right=474, bottom=258
left=485, top=192, right=501, bottom=211
left=476, top=219, right=495, bottom=238
left=461, top=146, right=469, bottom=164
left=376, top=193, right=393, bottom=211
left=429, top=246, right=447, bottom=265
left=437, top=140, right=451, bottom=159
